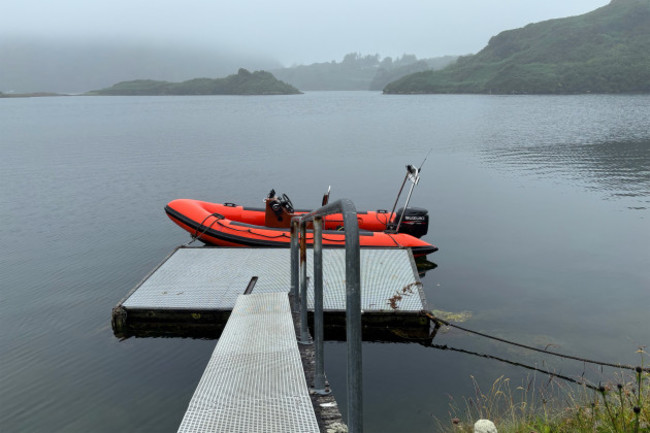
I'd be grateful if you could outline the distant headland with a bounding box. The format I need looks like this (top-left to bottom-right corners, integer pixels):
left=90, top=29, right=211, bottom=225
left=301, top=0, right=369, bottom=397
left=86, top=68, right=302, bottom=96
left=0, top=92, right=66, bottom=98
left=384, top=0, right=650, bottom=94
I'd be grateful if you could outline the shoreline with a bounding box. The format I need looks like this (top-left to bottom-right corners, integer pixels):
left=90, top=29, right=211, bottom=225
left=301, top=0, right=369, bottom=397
left=0, top=92, right=68, bottom=98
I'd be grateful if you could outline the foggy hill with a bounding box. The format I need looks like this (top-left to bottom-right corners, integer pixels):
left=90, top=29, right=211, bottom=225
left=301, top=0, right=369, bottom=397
left=270, top=53, right=458, bottom=91
left=0, top=37, right=281, bottom=94
left=384, top=0, right=650, bottom=94
left=87, top=68, right=301, bottom=96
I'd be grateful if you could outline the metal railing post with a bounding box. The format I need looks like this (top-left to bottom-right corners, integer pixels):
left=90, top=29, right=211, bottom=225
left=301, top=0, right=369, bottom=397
left=312, top=216, right=328, bottom=394
left=340, top=200, right=363, bottom=433
left=290, top=220, right=299, bottom=309
left=299, top=223, right=312, bottom=344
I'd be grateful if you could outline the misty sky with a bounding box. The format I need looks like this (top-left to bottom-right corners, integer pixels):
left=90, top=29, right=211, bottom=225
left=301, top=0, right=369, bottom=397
left=4, top=0, right=610, bottom=65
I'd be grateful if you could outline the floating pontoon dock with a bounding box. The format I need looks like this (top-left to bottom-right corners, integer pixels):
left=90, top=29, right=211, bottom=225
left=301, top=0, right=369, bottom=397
left=112, top=246, right=431, bottom=340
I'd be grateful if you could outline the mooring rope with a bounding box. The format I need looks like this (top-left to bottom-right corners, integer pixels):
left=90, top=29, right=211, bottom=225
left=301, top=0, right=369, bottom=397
left=425, top=341, right=600, bottom=391
left=424, top=311, right=650, bottom=373
left=186, top=213, right=224, bottom=245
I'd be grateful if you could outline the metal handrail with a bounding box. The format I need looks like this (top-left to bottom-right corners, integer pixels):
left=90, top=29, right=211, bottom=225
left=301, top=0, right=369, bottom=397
left=290, top=198, right=363, bottom=433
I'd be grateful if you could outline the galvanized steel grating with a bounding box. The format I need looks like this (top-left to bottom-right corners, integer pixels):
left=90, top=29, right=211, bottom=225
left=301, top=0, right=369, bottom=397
left=123, top=247, right=424, bottom=313
left=177, top=292, right=320, bottom=433
left=179, top=397, right=318, bottom=433
left=315, top=248, right=423, bottom=311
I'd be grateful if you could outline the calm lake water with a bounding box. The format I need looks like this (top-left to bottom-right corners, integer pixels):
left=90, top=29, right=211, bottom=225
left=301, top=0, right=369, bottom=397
left=1, top=92, right=649, bottom=432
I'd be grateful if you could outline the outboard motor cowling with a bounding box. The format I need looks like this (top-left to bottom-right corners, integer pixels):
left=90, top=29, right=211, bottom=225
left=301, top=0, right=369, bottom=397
left=388, top=207, right=429, bottom=238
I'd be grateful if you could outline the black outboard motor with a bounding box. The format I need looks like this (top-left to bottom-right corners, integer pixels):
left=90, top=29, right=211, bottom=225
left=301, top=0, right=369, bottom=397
left=388, top=207, right=429, bottom=238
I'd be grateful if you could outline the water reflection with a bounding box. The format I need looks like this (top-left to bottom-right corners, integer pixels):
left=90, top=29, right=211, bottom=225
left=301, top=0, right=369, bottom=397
left=483, top=139, right=650, bottom=207
left=415, top=256, right=437, bottom=277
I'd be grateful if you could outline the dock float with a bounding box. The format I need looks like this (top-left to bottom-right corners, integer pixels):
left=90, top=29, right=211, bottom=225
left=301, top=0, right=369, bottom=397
left=112, top=246, right=432, bottom=341
left=177, top=292, right=329, bottom=433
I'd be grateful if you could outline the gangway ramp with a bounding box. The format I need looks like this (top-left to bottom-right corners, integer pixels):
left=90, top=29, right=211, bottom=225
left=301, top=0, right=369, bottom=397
left=177, top=292, right=321, bottom=432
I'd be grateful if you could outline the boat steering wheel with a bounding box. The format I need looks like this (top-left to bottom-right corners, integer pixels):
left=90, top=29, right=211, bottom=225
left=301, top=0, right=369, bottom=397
left=281, top=193, right=294, bottom=213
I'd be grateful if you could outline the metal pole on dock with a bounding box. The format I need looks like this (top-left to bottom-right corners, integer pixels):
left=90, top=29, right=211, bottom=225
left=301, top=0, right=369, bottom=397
left=313, top=217, right=327, bottom=394
left=290, top=220, right=299, bottom=308
left=299, top=223, right=312, bottom=344
left=341, top=200, right=363, bottom=433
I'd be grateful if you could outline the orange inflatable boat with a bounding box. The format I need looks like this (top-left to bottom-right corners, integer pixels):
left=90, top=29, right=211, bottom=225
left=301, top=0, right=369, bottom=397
left=165, top=190, right=438, bottom=257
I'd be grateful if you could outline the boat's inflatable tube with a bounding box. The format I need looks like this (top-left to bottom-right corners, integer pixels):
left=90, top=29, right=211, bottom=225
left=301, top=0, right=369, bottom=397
left=165, top=199, right=438, bottom=256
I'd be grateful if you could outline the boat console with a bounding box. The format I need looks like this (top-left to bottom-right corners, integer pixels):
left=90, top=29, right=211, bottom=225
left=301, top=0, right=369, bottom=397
left=264, top=189, right=294, bottom=228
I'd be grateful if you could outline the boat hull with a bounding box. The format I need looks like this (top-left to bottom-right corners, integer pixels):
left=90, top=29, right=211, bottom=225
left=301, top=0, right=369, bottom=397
left=165, top=199, right=438, bottom=256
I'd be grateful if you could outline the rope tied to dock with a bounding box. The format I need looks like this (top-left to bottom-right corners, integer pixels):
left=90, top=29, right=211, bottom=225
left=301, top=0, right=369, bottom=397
left=424, top=311, right=650, bottom=373
left=426, top=340, right=602, bottom=391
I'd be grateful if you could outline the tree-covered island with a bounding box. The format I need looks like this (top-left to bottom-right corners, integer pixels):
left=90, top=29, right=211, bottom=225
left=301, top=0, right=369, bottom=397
left=384, top=0, right=650, bottom=94
left=0, top=92, right=65, bottom=98
left=87, top=68, right=301, bottom=95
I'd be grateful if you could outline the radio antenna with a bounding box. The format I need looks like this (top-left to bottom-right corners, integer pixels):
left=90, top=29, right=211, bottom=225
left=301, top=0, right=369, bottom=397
left=419, top=148, right=433, bottom=170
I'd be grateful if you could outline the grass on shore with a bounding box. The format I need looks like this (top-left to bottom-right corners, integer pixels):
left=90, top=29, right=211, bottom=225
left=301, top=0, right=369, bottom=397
left=437, top=351, right=649, bottom=433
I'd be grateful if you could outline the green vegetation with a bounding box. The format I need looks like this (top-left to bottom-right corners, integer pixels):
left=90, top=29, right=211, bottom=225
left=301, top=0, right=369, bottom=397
left=437, top=363, right=649, bottom=433
left=88, top=68, right=301, bottom=96
left=385, top=0, right=650, bottom=94
left=271, top=53, right=457, bottom=91
left=0, top=92, right=64, bottom=98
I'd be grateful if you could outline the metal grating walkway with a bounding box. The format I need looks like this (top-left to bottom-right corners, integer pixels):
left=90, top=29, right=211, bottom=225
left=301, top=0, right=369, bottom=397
left=177, top=292, right=320, bottom=433
left=122, top=247, right=425, bottom=313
